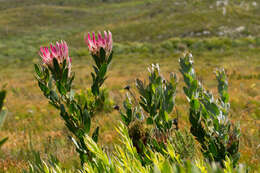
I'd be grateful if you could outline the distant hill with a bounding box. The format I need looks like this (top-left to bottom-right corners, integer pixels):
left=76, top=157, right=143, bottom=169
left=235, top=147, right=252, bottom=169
left=0, top=0, right=259, bottom=61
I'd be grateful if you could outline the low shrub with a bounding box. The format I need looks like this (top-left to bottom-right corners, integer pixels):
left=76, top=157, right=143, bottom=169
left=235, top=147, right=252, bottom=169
left=116, top=64, right=196, bottom=162
left=179, top=53, right=240, bottom=167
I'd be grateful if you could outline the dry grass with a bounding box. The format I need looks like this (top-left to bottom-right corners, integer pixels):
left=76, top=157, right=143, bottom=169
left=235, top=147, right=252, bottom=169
left=0, top=48, right=259, bottom=171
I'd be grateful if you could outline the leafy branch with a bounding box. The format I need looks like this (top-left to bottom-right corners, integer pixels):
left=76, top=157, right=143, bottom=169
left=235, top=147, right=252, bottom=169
left=179, top=53, right=240, bottom=167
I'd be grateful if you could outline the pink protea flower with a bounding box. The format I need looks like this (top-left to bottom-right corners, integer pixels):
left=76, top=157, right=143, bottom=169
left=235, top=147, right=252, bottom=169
left=39, top=40, right=71, bottom=71
left=85, top=31, right=113, bottom=58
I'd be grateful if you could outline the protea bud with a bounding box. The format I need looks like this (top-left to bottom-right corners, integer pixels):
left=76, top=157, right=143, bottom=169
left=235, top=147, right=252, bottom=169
left=39, top=40, right=71, bottom=72
left=85, top=31, right=113, bottom=58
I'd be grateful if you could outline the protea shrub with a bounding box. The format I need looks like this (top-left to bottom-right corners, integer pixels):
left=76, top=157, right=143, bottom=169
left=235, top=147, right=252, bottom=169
left=114, top=63, right=196, bottom=163
left=34, top=31, right=114, bottom=165
left=179, top=53, right=240, bottom=167
left=67, top=31, right=115, bottom=115
left=85, top=31, right=113, bottom=96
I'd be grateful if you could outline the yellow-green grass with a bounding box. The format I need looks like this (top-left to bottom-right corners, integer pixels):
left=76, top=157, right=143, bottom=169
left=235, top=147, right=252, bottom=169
left=0, top=0, right=260, bottom=171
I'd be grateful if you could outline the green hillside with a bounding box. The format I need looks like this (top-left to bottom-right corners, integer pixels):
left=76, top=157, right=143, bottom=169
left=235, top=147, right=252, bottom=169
left=0, top=0, right=259, bottom=62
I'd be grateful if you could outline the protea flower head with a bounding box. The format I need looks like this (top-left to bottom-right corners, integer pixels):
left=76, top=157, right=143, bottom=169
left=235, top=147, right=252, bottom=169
left=85, top=31, right=113, bottom=58
left=39, top=40, right=71, bottom=71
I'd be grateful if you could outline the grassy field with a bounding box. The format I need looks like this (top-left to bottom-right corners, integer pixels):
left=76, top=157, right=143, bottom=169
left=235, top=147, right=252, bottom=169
left=0, top=0, right=259, bottom=172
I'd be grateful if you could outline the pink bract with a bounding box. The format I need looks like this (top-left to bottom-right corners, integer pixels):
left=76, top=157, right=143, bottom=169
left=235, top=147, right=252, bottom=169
left=39, top=41, right=71, bottom=71
left=85, top=31, right=113, bottom=58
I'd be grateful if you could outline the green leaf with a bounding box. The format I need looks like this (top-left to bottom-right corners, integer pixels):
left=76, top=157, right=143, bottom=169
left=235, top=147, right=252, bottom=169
left=0, top=90, right=6, bottom=111
left=60, top=104, right=66, bottom=116
left=62, top=68, right=69, bottom=84
left=38, top=81, right=49, bottom=96
left=146, top=117, right=153, bottom=125
left=90, top=72, right=96, bottom=82
left=100, top=47, right=106, bottom=62
left=207, top=103, right=220, bottom=116
left=69, top=102, right=78, bottom=115
left=34, top=64, right=42, bottom=78
left=208, top=140, right=218, bottom=157
left=99, top=63, right=108, bottom=79
left=57, top=82, right=67, bottom=96
left=91, top=83, right=99, bottom=96
left=62, top=59, right=67, bottom=69
left=44, top=67, right=50, bottom=82
left=107, top=51, right=113, bottom=64
left=68, top=73, right=75, bottom=89
left=151, top=84, right=156, bottom=94
left=120, top=113, right=129, bottom=125
left=47, top=77, right=53, bottom=89
left=0, top=109, right=7, bottom=129
left=92, top=54, right=101, bottom=68
left=161, top=161, right=172, bottom=173
left=92, top=127, right=99, bottom=143
left=0, top=137, right=8, bottom=148
left=166, top=101, right=174, bottom=113
left=93, top=66, right=99, bottom=75
left=82, top=109, right=91, bottom=134
left=191, top=99, right=200, bottom=111
left=53, top=58, right=60, bottom=74
left=50, top=90, right=59, bottom=103
left=164, top=111, right=169, bottom=122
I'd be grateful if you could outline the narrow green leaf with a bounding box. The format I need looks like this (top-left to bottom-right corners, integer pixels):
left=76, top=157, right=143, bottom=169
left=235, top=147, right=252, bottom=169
left=146, top=117, right=153, bottom=125
left=0, top=109, right=7, bottom=129
left=0, top=137, right=8, bottom=148
left=82, top=109, right=91, bottom=134
left=0, top=90, right=6, bottom=111
left=34, top=64, right=42, bottom=78
left=100, top=47, right=106, bottom=63
left=62, top=68, right=69, bottom=84
left=38, top=81, right=49, bottom=95
left=57, top=82, right=67, bottom=96
left=107, top=51, right=113, bottom=64
left=92, top=127, right=99, bottom=143
left=53, top=58, right=60, bottom=72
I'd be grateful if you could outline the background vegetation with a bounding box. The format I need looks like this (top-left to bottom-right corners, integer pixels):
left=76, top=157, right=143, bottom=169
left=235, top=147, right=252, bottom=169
left=0, top=0, right=259, bottom=172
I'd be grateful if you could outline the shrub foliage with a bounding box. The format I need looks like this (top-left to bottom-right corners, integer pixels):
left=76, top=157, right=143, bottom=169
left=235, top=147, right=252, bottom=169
left=32, top=32, right=242, bottom=172
left=179, top=53, right=240, bottom=167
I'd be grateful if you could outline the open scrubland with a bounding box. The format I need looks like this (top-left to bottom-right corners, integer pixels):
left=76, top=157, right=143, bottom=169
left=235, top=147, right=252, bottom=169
left=0, top=0, right=259, bottom=172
